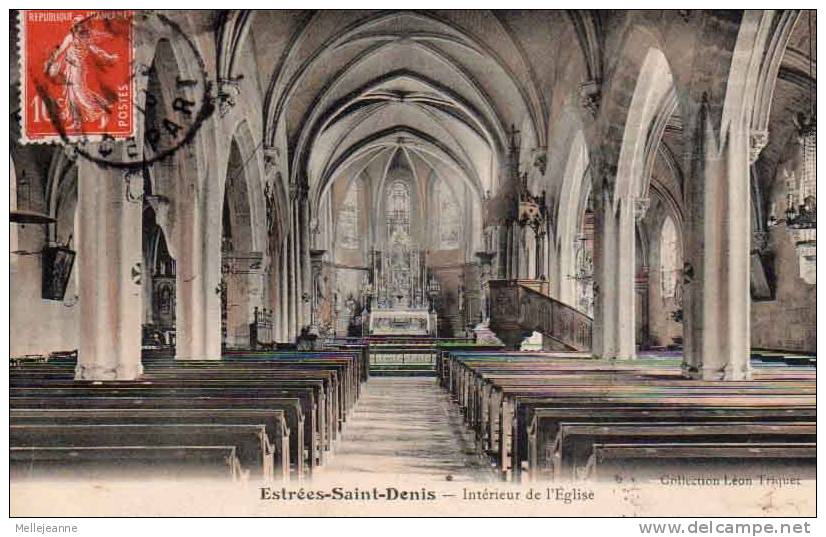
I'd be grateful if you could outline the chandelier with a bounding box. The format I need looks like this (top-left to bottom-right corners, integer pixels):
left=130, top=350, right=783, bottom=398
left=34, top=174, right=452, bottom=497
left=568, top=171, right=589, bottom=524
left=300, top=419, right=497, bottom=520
left=784, top=113, right=817, bottom=243
left=789, top=11, right=817, bottom=243
left=769, top=11, right=816, bottom=247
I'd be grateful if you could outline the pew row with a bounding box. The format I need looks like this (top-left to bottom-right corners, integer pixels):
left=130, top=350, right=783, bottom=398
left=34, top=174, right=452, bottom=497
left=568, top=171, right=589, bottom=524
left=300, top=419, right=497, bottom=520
left=584, top=443, right=817, bottom=482
left=439, top=350, right=816, bottom=481
left=10, top=349, right=367, bottom=481
left=11, top=446, right=242, bottom=481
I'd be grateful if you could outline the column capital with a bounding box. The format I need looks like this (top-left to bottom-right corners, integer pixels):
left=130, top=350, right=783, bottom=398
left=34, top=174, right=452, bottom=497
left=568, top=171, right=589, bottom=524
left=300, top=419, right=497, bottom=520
left=123, top=168, right=144, bottom=203
left=749, top=129, right=769, bottom=164
left=633, top=197, right=650, bottom=221
left=216, top=76, right=242, bottom=117
left=580, top=79, right=601, bottom=118
left=290, top=181, right=309, bottom=202
left=263, top=147, right=280, bottom=176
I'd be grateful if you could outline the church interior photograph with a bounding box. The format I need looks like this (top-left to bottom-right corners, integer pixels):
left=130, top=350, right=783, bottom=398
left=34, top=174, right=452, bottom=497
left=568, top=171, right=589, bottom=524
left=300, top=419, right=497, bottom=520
left=8, top=8, right=817, bottom=517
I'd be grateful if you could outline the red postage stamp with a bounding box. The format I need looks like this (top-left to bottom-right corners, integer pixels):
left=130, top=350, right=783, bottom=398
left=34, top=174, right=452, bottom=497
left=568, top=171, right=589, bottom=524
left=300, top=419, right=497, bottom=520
left=20, top=10, right=134, bottom=142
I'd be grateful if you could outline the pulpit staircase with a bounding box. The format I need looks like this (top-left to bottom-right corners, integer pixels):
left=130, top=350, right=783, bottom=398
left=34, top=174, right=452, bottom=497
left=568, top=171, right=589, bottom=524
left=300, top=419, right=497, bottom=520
left=485, top=279, right=593, bottom=351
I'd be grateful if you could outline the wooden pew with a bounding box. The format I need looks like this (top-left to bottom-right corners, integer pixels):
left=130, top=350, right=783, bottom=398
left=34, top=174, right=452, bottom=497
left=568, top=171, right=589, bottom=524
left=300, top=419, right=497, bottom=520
left=477, top=378, right=813, bottom=477
left=10, top=379, right=327, bottom=467
left=10, top=351, right=366, bottom=470
left=219, top=352, right=362, bottom=407
left=11, top=366, right=340, bottom=444
left=525, top=406, right=817, bottom=481
left=14, top=350, right=363, bottom=417
left=9, top=349, right=367, bottom=482
left=442, top=352, right=813, bottom=465
left=11, top=423, right=274, bottom=480
left=583, top=442, right=817, bottom=482
left=10, top=385, right=320, bottom=469
left=503, top=394, right=815, bottom=481
left=11, top=445, right=242, bottom=481
left=10, top=408, right=290, bottom=482
left=552, top=421, right=816, bottom=481
left=13, top=360, right=346, bottom=441
left=438, top=350, right=816, bottom=481
left=10, top=396, right=306, bottom=478
left=476, top=377, right=813, bottom=454
left=144, top=359, right=353, bottom=428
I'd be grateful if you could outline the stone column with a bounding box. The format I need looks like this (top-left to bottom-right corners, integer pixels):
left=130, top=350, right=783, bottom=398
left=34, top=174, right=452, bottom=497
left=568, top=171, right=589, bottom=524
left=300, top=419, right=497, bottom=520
left=173, top=155, right=221, bottom=360
left=591, top=184, right=617, bottom=359
left=683, top=107, right=752, bottom=380
left=646, top=211, right=664, bottom=346
left=548, top=238, right=564, bottom=301
left=298, top=185, right=313, bottom=329
left=592, top=177, right=642, bottom=360
left=614, top=197, right=637, bottom=359
left=636, top=265, right=650, bottom=349
left=279, top=239, right=290, bottom=342
left=76, top=163, right=143, bottom=380
left=202, top=173, right=223, bottom=359
left=287, top=230, right=298, bottom=341
left=269, top=246, right=281, bottom=343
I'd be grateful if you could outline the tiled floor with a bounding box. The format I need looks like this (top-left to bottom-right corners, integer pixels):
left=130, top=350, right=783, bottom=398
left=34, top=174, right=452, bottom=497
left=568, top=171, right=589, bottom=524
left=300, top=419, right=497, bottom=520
left=319, top=377, right=495, bottom=482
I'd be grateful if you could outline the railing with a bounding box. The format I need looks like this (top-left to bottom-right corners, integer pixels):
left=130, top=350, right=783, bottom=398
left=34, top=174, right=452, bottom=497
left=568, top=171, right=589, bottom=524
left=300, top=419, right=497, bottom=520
left=322, top=336, right=498, bottom=376
left=486, top=279, right=592, bottom=351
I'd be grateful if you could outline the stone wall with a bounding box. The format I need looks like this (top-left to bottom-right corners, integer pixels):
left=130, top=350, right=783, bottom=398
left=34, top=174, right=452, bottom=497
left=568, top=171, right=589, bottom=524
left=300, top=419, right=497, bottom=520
left=751, top=148, right=816, bottom=353
left=11, top=149, right=80, bottom=357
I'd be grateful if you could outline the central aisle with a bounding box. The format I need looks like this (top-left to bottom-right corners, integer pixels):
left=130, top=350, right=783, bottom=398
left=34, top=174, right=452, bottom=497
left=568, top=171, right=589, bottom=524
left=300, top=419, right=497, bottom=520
left=320, top=377, right=495, bottom=482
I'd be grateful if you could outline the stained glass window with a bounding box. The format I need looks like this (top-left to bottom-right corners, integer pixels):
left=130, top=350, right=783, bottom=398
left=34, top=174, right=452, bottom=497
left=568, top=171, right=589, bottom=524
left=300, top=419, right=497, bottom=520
left=437, top=181, right=461, bottom=249
left=660, top=216, right=679, bottom=298
left=385, top=180, right=411, bottom=241
left=337, top=180, right=360, bottom=250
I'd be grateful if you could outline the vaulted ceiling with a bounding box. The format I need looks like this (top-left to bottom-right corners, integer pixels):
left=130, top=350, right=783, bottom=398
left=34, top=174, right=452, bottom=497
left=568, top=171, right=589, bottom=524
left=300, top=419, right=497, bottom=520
left=237, top=9, right=815, bottom=223
left=247, top=10, right=581, bottom=205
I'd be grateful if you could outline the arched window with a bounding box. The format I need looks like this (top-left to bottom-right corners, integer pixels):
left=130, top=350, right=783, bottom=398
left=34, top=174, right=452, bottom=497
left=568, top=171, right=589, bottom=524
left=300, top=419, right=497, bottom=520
left=337, top=179, right=361, bottom=250
left=574, top=198, right=595, bottom=316
left=574, top=240, right=594, bottom=316
left=436, top=181, right=461, bottom=249
left=660, top=216, right=679, bottom=299
left=385, top=180, right=411, bottom=241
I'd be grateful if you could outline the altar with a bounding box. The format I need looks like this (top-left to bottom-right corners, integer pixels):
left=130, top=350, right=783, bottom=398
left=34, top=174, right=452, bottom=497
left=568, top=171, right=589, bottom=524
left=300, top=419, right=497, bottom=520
left=361, top=181, right=441, bottom=336
left=368, top=309, right=436, bottom=336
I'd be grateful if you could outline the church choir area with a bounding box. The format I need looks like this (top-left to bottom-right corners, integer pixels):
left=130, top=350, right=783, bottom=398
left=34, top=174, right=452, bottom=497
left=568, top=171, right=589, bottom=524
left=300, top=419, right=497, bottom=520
left=8, top=10, right=817, bottom=498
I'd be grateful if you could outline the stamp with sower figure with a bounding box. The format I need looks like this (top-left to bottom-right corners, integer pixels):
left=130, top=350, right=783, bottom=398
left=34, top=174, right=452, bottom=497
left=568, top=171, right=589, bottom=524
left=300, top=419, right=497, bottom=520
left=18, top=9, right=215, bottom=171
left=21, top=10, right=134, bottom=142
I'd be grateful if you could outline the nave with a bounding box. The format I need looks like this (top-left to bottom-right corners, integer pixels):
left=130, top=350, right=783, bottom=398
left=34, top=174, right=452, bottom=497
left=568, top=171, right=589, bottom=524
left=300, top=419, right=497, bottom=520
left=8, top=9, right=818, bottom=517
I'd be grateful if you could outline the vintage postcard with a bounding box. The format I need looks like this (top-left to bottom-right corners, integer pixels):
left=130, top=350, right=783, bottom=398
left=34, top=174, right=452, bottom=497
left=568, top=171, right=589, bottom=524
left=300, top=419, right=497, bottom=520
left=7, top=6, right=818, bottom=522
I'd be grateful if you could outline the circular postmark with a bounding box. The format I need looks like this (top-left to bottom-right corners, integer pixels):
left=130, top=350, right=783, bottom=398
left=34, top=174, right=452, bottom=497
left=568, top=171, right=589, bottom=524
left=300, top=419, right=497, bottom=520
left=30, top=10, right=215, bottom=170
